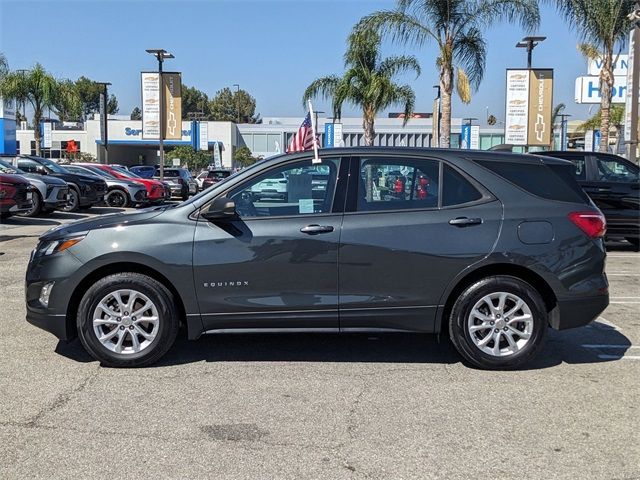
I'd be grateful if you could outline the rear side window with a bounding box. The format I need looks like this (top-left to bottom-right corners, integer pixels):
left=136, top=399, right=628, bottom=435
left=442, top=165, right=483, bottom=206
left=476, top=160, right=588, bottom=203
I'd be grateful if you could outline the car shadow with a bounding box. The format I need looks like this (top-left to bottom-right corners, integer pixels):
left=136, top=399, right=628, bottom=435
left=54, top=319, right=633, bottom=370
left=605, top=238, right=638, bottom=252
left=0, top=216, right=60, bottom=226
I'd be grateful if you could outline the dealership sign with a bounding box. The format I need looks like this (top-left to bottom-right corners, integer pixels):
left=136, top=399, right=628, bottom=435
left=141, top=72, right=161, bottom=139
left=162, top=73, right=182, bottom=140
left=504, top=69, right=554, bottom=146
left=141, top=72, right=182, bottom=140
left=574, top=76, right=633, bottom=104
left=460, top=124, right=479, bottom=149
left=324, top=122, right=343, bottom=147
left=588, top=55, right=628, bottom=76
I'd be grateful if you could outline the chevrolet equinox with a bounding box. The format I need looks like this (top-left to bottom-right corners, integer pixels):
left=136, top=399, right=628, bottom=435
left=25, top=148, right=609, bottom=369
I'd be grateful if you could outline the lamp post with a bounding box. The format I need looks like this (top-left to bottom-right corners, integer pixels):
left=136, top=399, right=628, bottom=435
left=515, top=36, right=546, bottom=69
left=433, top=85, right=441, bottom=147
left=233, top=83, right=240, bottom=124
left=627, top=2, right=640, bottom=162
left=313, top=111, right=325, bottom=136
left=146, top=49, right=174, bottom=181
left=95, top=82, right=111, bottom=164
left=558, top=113, right=572, bottom=151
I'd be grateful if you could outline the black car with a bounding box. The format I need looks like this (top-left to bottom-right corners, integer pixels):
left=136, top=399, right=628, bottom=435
left=25, top=148, right=608, bottom=369
left=542, top=151, right=639, bottom=249
left=11, top=156, right=107, bottom=212
left=152, top=168, right=198, bottom=201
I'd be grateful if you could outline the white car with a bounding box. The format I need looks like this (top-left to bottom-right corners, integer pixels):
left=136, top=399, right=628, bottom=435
left=250, top=172, right=288, bottom=201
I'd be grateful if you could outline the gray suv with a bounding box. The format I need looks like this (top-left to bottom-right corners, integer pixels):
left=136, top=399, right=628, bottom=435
left=25, top=148, right=609, bottom=369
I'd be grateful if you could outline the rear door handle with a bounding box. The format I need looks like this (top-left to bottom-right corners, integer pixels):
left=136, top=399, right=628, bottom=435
left=449, top=217, right=482, bottom=227
left=300, top=224, right=334, bottom=234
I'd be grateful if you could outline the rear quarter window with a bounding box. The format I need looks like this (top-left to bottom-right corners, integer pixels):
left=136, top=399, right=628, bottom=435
left=475, top=159, right=589, bottom=204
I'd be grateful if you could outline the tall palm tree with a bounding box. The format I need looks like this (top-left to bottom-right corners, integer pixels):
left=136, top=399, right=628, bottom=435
left=303, top=29, right=420, bottom=146
left=551, top=0, right=635, bottom=152
left=0, top=63, right=61, bottom=155
left=357, top=0, right=540, bottom=148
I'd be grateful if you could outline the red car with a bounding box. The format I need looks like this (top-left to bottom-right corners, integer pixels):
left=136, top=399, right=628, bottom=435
left=77, top=164, right=165, bottom=204
left=0, top=173, right=34, bottom=219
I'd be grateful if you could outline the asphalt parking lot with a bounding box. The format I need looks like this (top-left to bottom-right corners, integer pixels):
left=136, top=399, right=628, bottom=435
left=0, top=208, right=638, bottom=480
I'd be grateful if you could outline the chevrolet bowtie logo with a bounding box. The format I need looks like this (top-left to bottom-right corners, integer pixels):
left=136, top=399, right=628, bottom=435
left=535, top=114, right=546, bottom=142
left=167, top=111, right=177, bottom=136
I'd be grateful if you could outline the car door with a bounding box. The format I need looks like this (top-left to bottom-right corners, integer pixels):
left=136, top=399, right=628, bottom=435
left=585, top=154, right=640, bottom=235
left=192, top=157, right=347, bottom=332
left=338, top=155, right=502, bottom=332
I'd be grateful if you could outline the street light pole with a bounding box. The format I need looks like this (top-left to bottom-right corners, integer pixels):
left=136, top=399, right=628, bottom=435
left=558, top=113, right=572, bottom=151
left=627, top=2, right=640, bottom=162
left=233, top=84, right=240, bottom=124
left=146, top=49, right=174, bottom=181
left=96, top=82, right=111, bottom=164
left=433, top=85, right=441, bottom=147
left=516, top=36, right=546, bottom=69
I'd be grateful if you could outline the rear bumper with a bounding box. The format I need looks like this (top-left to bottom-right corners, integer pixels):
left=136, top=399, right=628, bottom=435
left=551, top=293, right=609, bottom=330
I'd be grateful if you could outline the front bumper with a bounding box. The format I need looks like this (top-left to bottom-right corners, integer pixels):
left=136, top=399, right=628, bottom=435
left=44, top=185, right=69, bottom=209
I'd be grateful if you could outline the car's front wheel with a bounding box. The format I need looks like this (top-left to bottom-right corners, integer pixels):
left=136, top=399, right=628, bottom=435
left=448, top=276, right=548, bottom=370
left=61, top=188, right=80, bottom=212
left=105, top=189, right=129, bottom=208
left=18, top=191, right=42, bottom=217
left=77, top=272, right=179, bottom=367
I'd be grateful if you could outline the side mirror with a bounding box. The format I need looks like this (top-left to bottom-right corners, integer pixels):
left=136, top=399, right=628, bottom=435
left=202, top=196, right=236, bottom=221
left=36, top=166, right=48, bottom=175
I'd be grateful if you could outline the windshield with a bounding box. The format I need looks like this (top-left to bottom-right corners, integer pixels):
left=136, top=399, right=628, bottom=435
left=34, top=157, right=69, bottom=174
left=83, top=166, right=117, bottom=179
left=0, top=159, right=23, bottom=174
left=113, top=166, right=141, bottom=178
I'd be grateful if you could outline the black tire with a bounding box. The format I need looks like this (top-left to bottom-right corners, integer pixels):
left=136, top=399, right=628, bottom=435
left=18, top=191, right=42, bottom=217
left=105, top=189, right=130, bottom=208
left=625, top=237, right=639, bottom=251
left=0, top=212, right=11, bottom=220
left=77, top=272, right=179, bottom=367
left=61, top=187, right=80, bottom=212
left=448, top=275, right=548, bottom=370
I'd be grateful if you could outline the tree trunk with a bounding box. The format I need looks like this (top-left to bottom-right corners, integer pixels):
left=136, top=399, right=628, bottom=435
left=439, top=64, right=453, bottom=148
left=363, top=108, right=375, bottom=146
left=33, top=105, right=42, bottom=156
left=599, top=53, right=614, bottom=153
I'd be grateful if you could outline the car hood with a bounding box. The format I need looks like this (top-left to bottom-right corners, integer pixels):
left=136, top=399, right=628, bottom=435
left=23, top=173, right=67, bottom=186
left=40, top=206, right=169, bottom=241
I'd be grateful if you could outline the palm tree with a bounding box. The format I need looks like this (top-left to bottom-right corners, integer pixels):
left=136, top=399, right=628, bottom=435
left=303, top=28, right=420, bottom=146
left=549, top=103, right=566, bottom=150
left=356, top=0, right=540, bottom=148
left=0, top=53, right=8, bottom=78
left=0, top=63, right=61, bottom=155
left=551, top=0, right=635, bottom=152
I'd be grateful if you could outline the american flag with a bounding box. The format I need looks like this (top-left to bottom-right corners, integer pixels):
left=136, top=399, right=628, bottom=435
left=287, top=113, right=319, bottom=153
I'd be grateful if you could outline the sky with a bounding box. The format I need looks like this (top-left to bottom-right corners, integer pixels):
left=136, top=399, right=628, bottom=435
left=0, top=0, right=607, bottom=123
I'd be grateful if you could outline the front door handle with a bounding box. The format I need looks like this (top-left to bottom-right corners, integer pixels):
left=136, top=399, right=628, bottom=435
left=300, top=224, right=334, bottom=234
left=449, top=217, right=482, bottom=227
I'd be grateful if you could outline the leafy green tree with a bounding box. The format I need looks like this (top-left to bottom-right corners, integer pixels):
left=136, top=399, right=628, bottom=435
left=74, top=76, right=119, bottom=119
left=181, top=85, right=209, bottom=120
left=53, top=79, right=82, bottom=122
left=130, top=106, right=142, bottom=120
left=209, top=87, right=261, bottom=123
left=165, top=145, right=211, bottom=170
left=303, top=29, right=419, bottom=146
left=233, top=146, right=259, bottom=168
left=0, top=53, right=8, bottom=78
left=0, top=63, right=61, bottom=155
left=357, top=0, right=539, bottom=147
left=551, top=0, right=635, bottom=152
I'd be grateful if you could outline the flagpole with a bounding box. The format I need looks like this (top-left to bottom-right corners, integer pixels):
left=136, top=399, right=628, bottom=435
left=307, top=99, right=321, bottom=164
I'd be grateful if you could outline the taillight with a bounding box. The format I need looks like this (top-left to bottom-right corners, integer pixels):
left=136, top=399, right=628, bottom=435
left=568, top=211, right=606, bottom=238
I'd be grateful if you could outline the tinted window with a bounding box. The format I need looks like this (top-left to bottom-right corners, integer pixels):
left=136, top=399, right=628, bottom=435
left=594, top=157, right=639, bottom=183
left=442, top=165, right=483, bottom=206
left=17, top=159, right=40, bottom=173
left=571, top=156, right=587, bottom=181
left=476, top=160, right=588, bottom=203
left=208, top=170, right=231, bottom=180
left=357, top=158, right=439, bottom=211
left=229, top=159, right=339, bottom=218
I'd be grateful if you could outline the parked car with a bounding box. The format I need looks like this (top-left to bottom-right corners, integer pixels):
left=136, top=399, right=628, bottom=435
left=76, top=164, right=165, bottom=204
left=128, top=165, right=156, bottom=179
left=0, top=173, right=34, bottom=219
left=195, top=171, right=208, bottom=191
left=9, top=155, right=106, bottom=212
left=25, top=148, right=609, bottom=369
left=202, top=169, right=232, bottom=190
left=66, top=165, right=148, bottom=208
left=0, top=158, right=68, bottom=217
left=541, top=151, right=639, bottom=249
left=250, top=171, right=288, bottom=201
left=149, top=168, right=197, bottom=201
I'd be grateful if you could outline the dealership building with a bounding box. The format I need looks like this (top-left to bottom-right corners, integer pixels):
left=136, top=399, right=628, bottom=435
left=14, top=115, right=512, bottom=168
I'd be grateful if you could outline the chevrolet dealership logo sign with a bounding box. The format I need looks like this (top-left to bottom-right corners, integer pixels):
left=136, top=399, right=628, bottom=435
left=505, top=69, right=553, bottom=147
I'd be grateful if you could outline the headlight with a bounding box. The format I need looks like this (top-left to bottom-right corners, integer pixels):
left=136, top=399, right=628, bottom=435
left=36, top=235, right=85, bottom=257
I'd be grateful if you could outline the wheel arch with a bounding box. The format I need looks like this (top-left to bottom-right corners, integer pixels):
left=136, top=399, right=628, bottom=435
left=436, top=263, right=558, bottom=335
left=65, top=262, right=187, bottom=340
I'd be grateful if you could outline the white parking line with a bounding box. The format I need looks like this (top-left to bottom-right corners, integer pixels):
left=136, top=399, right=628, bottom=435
left=606, top=273, right=640, bottom=276
left=581, top=345, right=639, bottom=349
left=610, top=301, right=640, bottom=304
left=597, top=355, right=640, bottom=360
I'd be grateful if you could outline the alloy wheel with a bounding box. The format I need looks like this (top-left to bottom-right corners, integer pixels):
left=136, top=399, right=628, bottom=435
left=467, top=292, right=533, bottom=357
left=92, top=289, right=160, bottom=354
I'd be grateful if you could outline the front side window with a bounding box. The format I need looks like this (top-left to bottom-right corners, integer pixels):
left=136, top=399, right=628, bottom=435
left=229, top=159, right=339, bottom=218
left=595, top=157, right=639, bottom=183
left=17, top=159, right=40, bottom=173
left=357, top=158, right=439, bottom=211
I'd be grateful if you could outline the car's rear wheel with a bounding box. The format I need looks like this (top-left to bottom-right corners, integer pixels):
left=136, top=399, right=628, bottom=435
left=18, top=191, right=42, bottom=217
left=105, top=189, right=129, bottom=208
left=448, top=276, right=548, bottom=370
left=77, top=273, right=179, bottom=367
